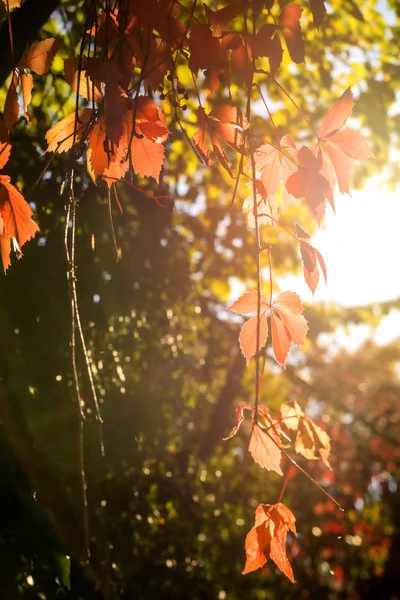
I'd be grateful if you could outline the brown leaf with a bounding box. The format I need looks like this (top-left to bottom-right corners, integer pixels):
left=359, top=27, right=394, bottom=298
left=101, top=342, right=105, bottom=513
left=20, top=38, right=62, bottom=75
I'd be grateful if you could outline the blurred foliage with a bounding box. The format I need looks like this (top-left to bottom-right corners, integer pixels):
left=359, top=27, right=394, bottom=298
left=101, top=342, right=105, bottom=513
left=1, top=0, right=400, bottom=599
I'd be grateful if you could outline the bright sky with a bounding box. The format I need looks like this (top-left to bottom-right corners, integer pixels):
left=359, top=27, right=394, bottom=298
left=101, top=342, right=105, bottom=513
left=279, top=179, right=400, bottom=349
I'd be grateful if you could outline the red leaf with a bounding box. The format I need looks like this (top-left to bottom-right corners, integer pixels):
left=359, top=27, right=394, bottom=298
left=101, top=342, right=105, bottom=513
left=243, top=503, right=296, bottom=582
left=188, top=24, right=222, bottom=73
left=300, top=241, right=327, bottom=294
left=320, top=88, right=354, bottom=139
left=20, top=38, right=62, bottom=75
left=193, top=105, right=249, bottom=176
left=285, top=145, right=331, bottom=223
left=328, top=128, right=371, bottom=160
left=324, top=142, right=352, bottom=195
left=204, top=2, right=243, bottom=37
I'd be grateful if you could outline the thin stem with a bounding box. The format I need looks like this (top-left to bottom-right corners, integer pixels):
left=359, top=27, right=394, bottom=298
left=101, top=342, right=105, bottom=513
left=277, top=467, right=292, bottom=504
left=267, top=246, right=273, bottom=305
left=258, top=421, right=343, bottom=511
left=244, top=5, right=262, bottom=424
left=255, top=69, right=319, bottom=139
left=253, top=83, right=280, bottom=144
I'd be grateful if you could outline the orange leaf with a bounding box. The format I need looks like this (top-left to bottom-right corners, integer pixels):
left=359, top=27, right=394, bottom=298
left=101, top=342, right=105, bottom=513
left=87, top=119, right=109, bottom=183
left=20, top=73, right=34, bottom=121
left=270, top=291, right=308, bottom=366
left=227, top=290, right=267, bottom=314
left=320, top=88, right=354, bottom=139
left=130, top=136, right=166, bottom=182
left=3, top=74, right=19, bottom=131
left=249, top=422, right=283, bottom=475
left=328, top=128, right=371, bottom=161
left=45, top=109, right=93, bottom=154
left=280, top=400, right=331, bottom=467
left=0, top=142, right=11, bottom=170
left=243, top=503, right=296, bottom=582
left=238, top=312, right=269, bottom=365
left=20, top=38, right=62, bottom=75
left=223, top=403, right=252, bottom=440
left=300, top=240, right=327, bottom=294
left=63, top=57, right=103, bottom=104
left=0, top=176, right=39, bottom=270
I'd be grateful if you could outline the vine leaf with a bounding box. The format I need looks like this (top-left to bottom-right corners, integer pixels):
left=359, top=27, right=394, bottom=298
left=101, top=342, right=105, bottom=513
left=45, top=109, right=93, bottom=154
left=223, top=404, right=283, bottom=475
left=318, top=88, right=371, bottom=195
left=193, top=105, right=250, bottom=176
left=254, top=135, right=298, bottom=197
left=252, top=3, right=305, bottom=73
left=280, top=400, right=331, bottom=467
left=204, top=2, right=243, bottom=37
left=285, top=145, right=333, bottom=223
left=0, top=175, right=39, bottom=271
left=295, top=225, right=327, bottom=294
left=243, top=503, right=297, bottom=582
left=20, top=38, right=62, bottom=75
left=228, top=291, right=307, bottom=366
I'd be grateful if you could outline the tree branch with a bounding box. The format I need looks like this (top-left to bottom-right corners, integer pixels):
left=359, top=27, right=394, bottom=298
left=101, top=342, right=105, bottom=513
left=0, top=0, right=61, bottom=88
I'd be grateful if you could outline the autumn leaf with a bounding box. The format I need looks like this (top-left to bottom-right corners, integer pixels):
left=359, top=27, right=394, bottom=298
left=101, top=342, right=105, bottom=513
left=0, top=175, right=39, bottom=271
left=20, top=73, right=34, bottom=121
left=317, top=88, right=371, bottom=195
left=87, top=119, right=108, bottom=183
left=285, top=145, right=333, bottom=223
left=3, top=73, right=19, bottom=131
left=45, top=109, right=93, bottom=154
left=227, top=291, right=269, bottom=364
left=243, top=503, right=297, bottom=582
left=0, top=141, right=11, bottom=171
left=280, top=400, right=331, bottom=467
left=193, top=105, right=250, bottom=176
left=224, top=404, right=283, bottom=475
left=20, top=38, right=62, bottom=75
left=254, top=135, right=298, bottom=197
left=228, top=290, right=308, bottom=366
left=204, top=2, right=243, bottom=37
left=188, top=24, right=222, bottom=73
left=63, top=57, right=103, bottom=104
left=295, top=224, right=327, bottom=294
left=252, top=3, right=305, bottom=73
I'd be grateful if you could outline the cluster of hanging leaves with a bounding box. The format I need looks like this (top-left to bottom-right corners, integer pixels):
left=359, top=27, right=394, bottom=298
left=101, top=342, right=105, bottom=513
left=0, top=0, right=371, bottom=581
